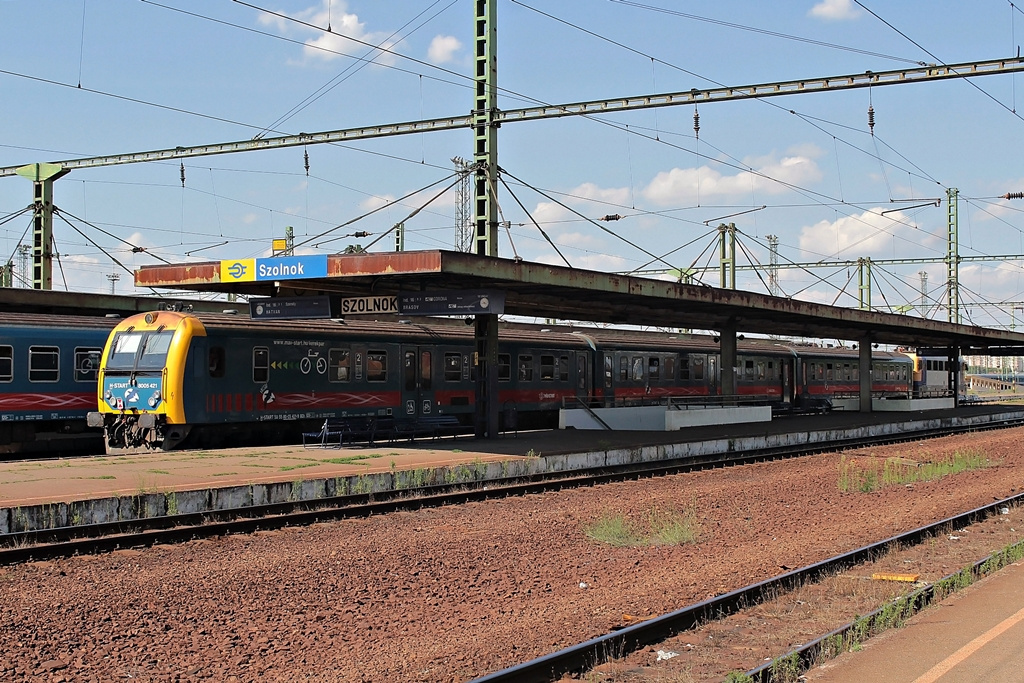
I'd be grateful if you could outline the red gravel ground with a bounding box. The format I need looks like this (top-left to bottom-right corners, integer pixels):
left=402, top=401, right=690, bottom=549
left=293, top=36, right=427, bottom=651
left=1, top=427, right=1022, bottom=682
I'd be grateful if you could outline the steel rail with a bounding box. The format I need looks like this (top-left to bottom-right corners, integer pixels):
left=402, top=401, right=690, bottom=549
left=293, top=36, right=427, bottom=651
left=471, top=492, right=1024, bottom=683
left=1, top=416, right=1022, bottom=568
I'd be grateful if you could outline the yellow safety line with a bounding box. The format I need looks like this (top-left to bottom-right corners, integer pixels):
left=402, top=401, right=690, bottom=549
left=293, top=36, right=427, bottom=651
left=912, top=603, right=1024, bottom=683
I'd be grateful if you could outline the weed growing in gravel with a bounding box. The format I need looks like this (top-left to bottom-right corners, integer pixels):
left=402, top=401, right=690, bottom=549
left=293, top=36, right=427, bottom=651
left=586, top=504, right=701, bottom=547
left=838, top=448, right=992, bottom=493
left=279, top=461, right=321, bottom=472
left=724, top=673, right=754, bottom=683
left=649, top=504, right=701, bottom=545
left=411, top=468, right=430, bottom=488
left=321, top=455, right=375, bottom=465
left=586, top=513, right=643, bottom=547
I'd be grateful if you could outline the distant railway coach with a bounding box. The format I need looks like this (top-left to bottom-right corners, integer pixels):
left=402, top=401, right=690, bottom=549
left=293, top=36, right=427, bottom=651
left=87, top=310, right=924, bottom=454
left=0, top=312, right=116, bottom=453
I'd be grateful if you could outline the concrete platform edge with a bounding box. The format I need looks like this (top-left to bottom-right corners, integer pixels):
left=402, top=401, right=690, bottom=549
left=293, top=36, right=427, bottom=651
left=3, top=409, right=1022, bottom=536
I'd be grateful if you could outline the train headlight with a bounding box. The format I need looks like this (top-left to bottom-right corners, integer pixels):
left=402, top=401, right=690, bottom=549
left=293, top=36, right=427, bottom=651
left=148, top=391, right=161, bottom=408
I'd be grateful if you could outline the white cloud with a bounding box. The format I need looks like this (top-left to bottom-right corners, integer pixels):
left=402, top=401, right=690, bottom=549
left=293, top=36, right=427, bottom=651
left=809, top=0, right=860, bottom=21
left=642, top=153, right=823, bottom=206
left=427, top=35, right=461, bottom=64
left=551, top=230, right=604, bottom=250
left=567, top=182, right=632, bottom=207
left=797, top=208, right=940, bottom=260
left=534, top=251, right=630, bottom=272
left=529, top=200, right=576, bottom=228
left=257, top=1, right=395, bottom=64
left=360, top=194, right=394, bottom=212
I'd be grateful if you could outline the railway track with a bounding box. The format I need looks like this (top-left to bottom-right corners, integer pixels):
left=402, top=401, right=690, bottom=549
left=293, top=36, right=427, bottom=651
left=2, top=415, right=1022, bottom=568
left=471, top=492, right=1024, bottom=683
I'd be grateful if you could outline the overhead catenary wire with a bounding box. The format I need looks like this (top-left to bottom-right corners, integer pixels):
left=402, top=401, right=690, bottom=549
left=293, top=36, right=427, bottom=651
left=498, top=175, right=570, bottom=268
left=52, top=212, right=137, bottom=279
left=499, top=167, right=682, bottom=272
left=854, top=0, right=1024, bottom=125
left=505, top=0, right=1015, bottom=281
left=6, top=0, right=958, bottom=284
left=254, top=0, right=457, bottom=137
left=358, top=175, right=465, bottom=252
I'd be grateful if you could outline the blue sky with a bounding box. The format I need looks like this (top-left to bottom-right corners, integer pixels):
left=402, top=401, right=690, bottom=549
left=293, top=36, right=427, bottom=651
left=3, top=0, right=1024, bottom=330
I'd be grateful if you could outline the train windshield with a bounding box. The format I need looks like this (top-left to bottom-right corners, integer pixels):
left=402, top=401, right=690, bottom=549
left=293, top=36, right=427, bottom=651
left=106, top=330, right=175, bottom=371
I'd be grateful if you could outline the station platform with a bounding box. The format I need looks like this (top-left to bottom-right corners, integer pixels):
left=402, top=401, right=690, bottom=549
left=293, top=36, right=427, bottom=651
left=806, top=559, right=1024, bottom=682
left=0, top=404, right=1014, bottom=509
left=0, top=404, right=1019, bottom=518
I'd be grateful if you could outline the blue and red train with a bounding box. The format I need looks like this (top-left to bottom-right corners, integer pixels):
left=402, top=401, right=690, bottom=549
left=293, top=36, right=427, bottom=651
left=0, top=312, right=116, bottom=454
left=82, top=309, right=941, bottom=453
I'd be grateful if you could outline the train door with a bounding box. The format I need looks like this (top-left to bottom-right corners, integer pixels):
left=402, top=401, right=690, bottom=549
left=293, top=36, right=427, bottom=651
left=574, top=351, right=591, bottom=404
left=401, top=347, right=435, bottom=417
left=707, top=355, right=719, bottom=395
left=782, top=358, right=794, bottom=404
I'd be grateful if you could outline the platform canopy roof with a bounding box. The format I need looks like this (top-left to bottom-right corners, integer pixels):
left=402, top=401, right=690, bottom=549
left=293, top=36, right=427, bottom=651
left=0, top=287, right=230, bottom=317
left=132, top=250, right=1024, bottom=354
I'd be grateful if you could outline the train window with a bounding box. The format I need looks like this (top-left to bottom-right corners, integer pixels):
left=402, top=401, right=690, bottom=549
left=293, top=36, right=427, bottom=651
left=137, top=332, right=174, bottom=370
left=604, top=355, right=613, bottom=388
left=558, top=355, right=569, bottom=382
left=420, top=351, right=432, bottom=391
left=329, top=349, right=351, bottom=382
left=744, top=359, right=754, bottom=379
left=75, top=348, right=102, bottom=382
left=444, top=353, right=462, bottom=382
left=253, top=347, right=269, bottom=383
left=540, top=355, right=555, bottom=380
left=826, top=363, right=833, bottom=381
left=498, top=353, right=511, bottom=381
left=29, top=346, right=59, bottom=382
left=107, top=332, right=143, bottom=370
left=665, top=356, right=676, bottom=380
left=208, top=347, right=226, bottom=378
left=618, top=356, right=628, bottom=382
left=766, top=361, right=774, bottom=379
left=0, top=345, right=11, bottom=382
left=843, top=363, right=851, bottom=381
left=757, top=361, right=766, bottom=380
left=367, top=351, right=387, bottom=382
left=649, top=357, right=660, bottom=381
left=680, top=356, right=690, bottom=380
left=631, top=356, right=644, bottom=381
left=518, top=355, right=534, bottom=381
left=852, top=363, right=859, bottom=380
left=693, top=356, right=704, bottom=380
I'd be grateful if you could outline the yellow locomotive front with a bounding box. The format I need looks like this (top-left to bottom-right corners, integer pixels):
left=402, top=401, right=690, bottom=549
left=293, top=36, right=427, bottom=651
left=87, top=311, right=204, bottom=452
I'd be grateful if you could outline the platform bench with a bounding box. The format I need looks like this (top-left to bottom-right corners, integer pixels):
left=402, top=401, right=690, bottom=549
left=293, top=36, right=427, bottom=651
left=302, top=419, right=346, bottom=448
left=303, top=416, right=387, bottom=448
left=392, top=414, right=465, bottom=441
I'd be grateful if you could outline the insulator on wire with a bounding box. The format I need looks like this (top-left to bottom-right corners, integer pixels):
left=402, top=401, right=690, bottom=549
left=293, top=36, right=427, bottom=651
left=304, top=149, right=310, bottom=176
left=693, top=108, right=700, bottom=138
left=867, top=105, right=875, bottom=135
left=179, top=163, right=185, bottom=187
left=1003, top=192, right=1024, bottom=200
